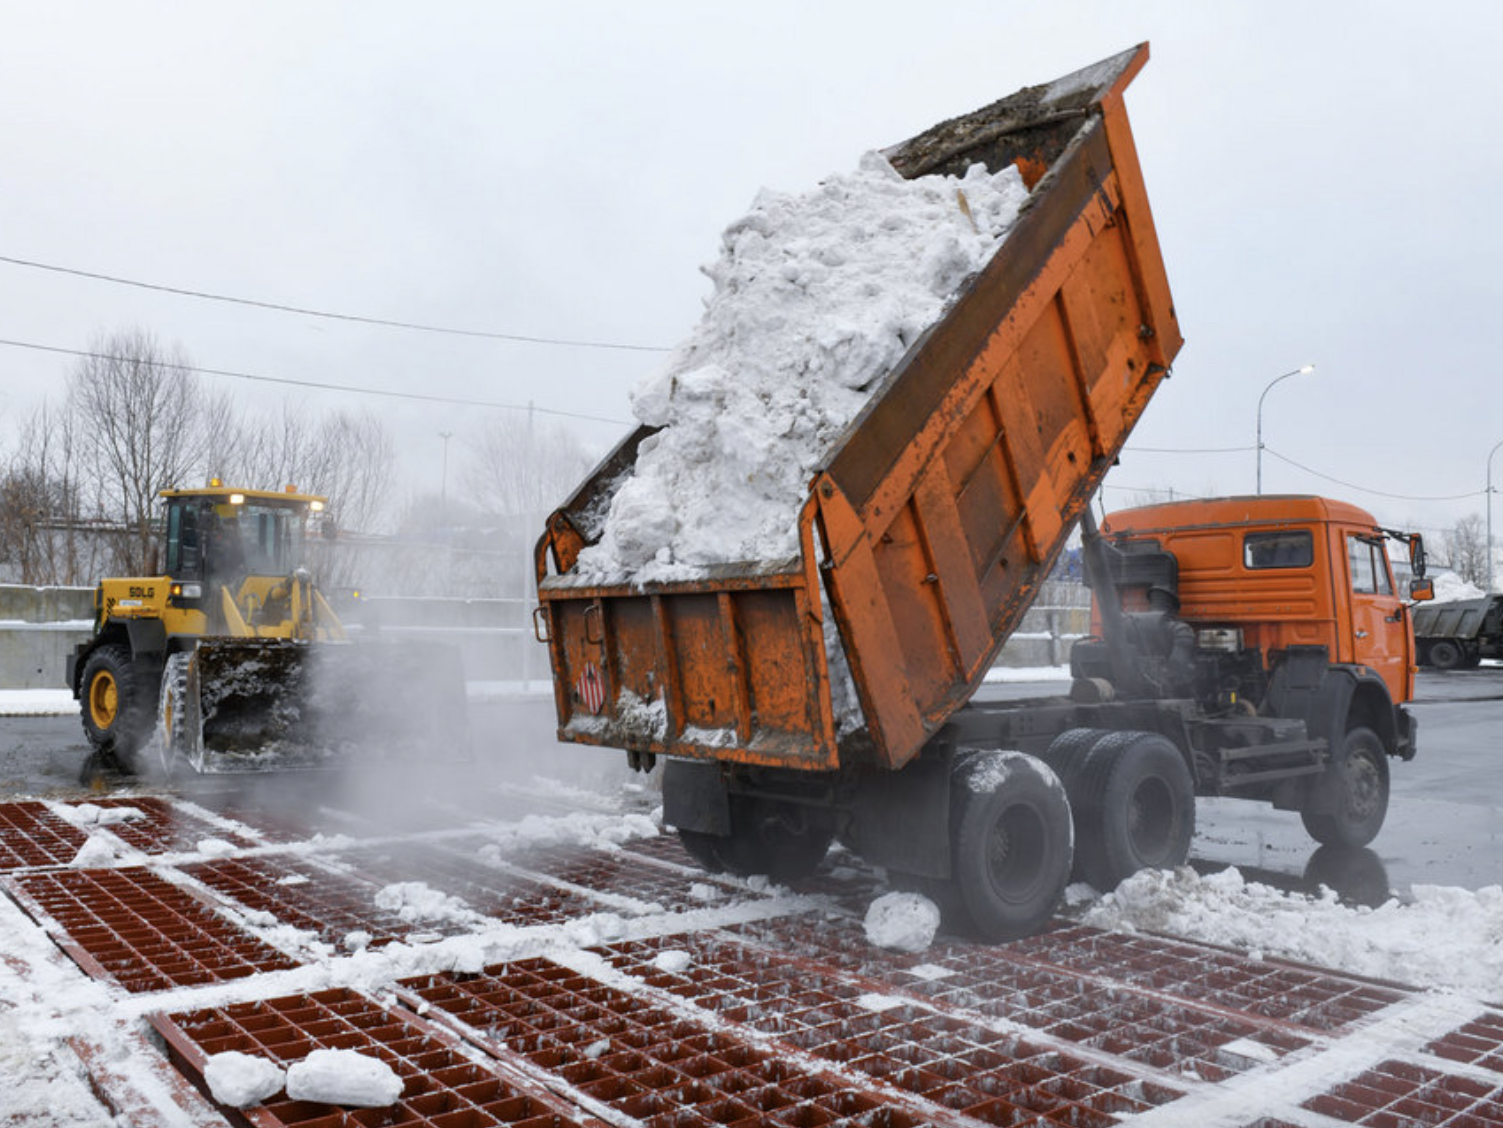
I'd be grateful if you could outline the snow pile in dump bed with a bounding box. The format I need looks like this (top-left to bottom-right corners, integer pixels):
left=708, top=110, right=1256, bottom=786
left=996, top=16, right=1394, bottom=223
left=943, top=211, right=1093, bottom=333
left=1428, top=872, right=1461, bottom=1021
left=1429, top=570, right=1486, bottom=602
left=575, top=153, right=1029, bottom=584
left=1081, top=866, right=1503, bottom=997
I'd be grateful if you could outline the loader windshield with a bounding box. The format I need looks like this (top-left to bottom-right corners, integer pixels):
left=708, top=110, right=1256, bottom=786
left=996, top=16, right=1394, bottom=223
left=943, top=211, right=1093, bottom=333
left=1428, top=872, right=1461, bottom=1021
left=165, top=496, right=308, bottom=588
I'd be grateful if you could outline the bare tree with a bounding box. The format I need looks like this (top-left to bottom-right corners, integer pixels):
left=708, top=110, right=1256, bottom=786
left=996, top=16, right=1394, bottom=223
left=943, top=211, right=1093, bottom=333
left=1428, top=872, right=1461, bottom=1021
left=464, top=412, right=596, bottom=520
left=1442, top=514, right=1488, bottom=587
left=66, top=328, right=233, bottom=573
left=0, top=403, right=111, bottom=586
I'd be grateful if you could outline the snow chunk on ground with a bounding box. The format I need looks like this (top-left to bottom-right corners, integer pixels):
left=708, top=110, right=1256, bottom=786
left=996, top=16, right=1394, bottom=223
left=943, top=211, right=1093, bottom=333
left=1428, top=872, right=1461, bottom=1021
left=195, top=837, right=237, bottom=858
left=651, top=949, right=693, bottom=974
left=374, top=882, right=471, bottom=923
left=54, top=802, right=145, bottom=826
left=574, top=153, right=1028, bottom=584
left=1082, top=866, right=1503, bottom=997
left=285, top=1048, right=403, bottom=1108
left=204, top=1051, right=285, bottom=1108
left=864, top=891, right=940, bottom=953
left=68, top=835, right=116, bottom=868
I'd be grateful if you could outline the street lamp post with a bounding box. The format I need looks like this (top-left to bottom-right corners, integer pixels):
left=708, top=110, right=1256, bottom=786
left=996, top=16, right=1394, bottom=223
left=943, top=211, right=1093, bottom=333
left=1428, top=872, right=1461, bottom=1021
left=439, top=432, right=453, bottom=510
left=1256, top=364, right=1317, bottom=494
left=1488, top=439, right=1503, bottom=593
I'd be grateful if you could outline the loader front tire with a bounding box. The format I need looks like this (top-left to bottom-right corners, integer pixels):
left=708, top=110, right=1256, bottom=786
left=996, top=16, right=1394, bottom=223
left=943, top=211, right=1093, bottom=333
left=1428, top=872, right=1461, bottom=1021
left=951, top=751, right=1072, bottom=942
left=80, top=644, right=155, bottom=768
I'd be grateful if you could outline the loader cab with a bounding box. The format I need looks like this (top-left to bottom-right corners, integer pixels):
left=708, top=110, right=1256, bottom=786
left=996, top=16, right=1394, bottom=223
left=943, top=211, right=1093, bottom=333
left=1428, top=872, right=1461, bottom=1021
left=160, top=485, right=326, bottom=618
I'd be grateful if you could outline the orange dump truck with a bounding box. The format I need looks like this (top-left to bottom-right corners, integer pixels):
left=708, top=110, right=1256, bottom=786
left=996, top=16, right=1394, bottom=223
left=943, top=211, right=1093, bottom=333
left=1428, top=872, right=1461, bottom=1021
left=534, top=46, right=1428, bottom=940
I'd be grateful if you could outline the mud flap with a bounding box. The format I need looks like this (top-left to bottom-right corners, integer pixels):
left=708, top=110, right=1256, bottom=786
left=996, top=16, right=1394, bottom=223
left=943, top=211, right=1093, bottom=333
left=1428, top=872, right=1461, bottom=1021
left=181, top=638, right=470, bottom=772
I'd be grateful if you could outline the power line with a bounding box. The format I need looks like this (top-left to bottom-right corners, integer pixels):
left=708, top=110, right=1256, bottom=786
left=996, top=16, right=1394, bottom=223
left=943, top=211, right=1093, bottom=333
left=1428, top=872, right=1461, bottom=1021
left=0, top=252, right=672, bottom=354
left=1123, top=443, right=1256, bottom=454
left=0, top=336, right=634, bottom=427
left=1261, top=447, right=1485, bottom=503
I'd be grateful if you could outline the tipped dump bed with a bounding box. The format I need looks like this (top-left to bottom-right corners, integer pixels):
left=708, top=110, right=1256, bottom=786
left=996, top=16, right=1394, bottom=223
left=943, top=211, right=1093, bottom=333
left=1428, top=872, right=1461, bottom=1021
left=536, top=44, right=1182, bottom=773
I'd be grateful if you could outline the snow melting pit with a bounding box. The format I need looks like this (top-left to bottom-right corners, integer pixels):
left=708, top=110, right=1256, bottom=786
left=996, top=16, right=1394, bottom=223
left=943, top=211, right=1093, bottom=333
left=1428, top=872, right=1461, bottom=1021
left=187, top=854, right=424, bottom=949
left=151, top=987, right=589, bottom=1126
left=0, top=799, right=89, bottom=869
left=1300, top=1058, right=1503, bottom=1125
left=5, top=866, right=299, bottom=992
left=1008, top=923, right=1408, bottom=1033
left=69, top=795, right=254, bottom=856
left=400, top=957, right=935, bottom=1128
left=1424, top=1010, right=1503, bottom=1074
left=595, top=935, right=1185, bottom=1122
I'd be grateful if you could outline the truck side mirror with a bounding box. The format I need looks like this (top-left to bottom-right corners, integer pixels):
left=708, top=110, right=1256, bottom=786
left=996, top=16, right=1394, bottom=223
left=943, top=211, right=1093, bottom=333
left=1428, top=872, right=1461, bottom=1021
left=1408, top=577, right=1434, bottom=602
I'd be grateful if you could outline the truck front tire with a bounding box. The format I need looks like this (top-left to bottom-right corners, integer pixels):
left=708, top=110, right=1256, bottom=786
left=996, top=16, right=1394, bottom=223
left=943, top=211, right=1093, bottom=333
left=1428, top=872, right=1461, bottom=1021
left=951, top=752, right=1073, bottom=942
left=1300, top=725, right=1389, bottom=848
left=1069, top=731, right=1196, bottom=892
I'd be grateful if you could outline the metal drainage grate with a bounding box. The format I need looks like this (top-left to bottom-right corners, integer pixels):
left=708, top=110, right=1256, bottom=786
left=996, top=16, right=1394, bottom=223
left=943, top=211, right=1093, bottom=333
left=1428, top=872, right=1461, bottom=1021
left=0, top=800, right=89, bottom=871
left=1005, top=923, right=1408, bottom=1032
left=501, top=841, right=760, bottom=913
left=152, top=987, right=591, bottom=1128
left=699, top=919, right=1306, bottom=1080
left=1424, top=1010, right=1503, bottom=1074
left=603, top=934, right=1193, bottom=1111
left=1300, top=1058, right=1503, bottom=1124
left=64, top=796, right=254, bottom=856
left=336, top=842, right=630, bottom=927
left=407, top=956, right=1178, bottom=1127
left=185, top=855, right=421, bottom=950
left=7, top=867, right=299, bottom=992
left=404, top=958, right=938, bottom=1128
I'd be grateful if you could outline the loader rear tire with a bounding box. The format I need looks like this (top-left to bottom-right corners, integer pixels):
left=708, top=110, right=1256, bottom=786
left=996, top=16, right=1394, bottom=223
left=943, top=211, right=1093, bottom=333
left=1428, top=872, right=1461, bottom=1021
left=713, top=796, right=834, bottom=885
left=80, top=644, right=155, bottom=768
left=950, top=751, right=1072, bottom=942
left=1070, top=731, right=1195, bottom=892
left=1427, top=639, right=1463, bottom=671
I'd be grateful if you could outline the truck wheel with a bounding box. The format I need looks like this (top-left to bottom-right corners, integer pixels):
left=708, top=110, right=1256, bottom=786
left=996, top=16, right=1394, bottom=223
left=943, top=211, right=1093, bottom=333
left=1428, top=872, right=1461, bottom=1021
left=1039, top=727, right=1111, bottom=792
left=713, top=797, right=834, bottom=884
left=1300, top=725, right=1389, bottom=848
left=676, top=828, right=728, bottom=873
left=79, top=644, right=154, bottom=767
left=950, top=752, right=1072, bottom=942
left=1428, top=639, right=1463, bottom=670
left=1070, top=731, right=1195, bottom=892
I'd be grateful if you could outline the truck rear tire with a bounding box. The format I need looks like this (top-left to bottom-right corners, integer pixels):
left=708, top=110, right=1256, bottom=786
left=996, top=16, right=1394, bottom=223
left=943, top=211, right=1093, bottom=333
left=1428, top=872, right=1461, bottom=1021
left=712, top=796, right=834, bottom=884
left=79, top=644, right=155, bottom=769
left=1428, top=639, right=1463, bottom=670
left=1070, top=731, right=1195, bottom=892
left=1039, top=727, right=1111, bottom=792
left=1300, top=725, right=1389, bottom=848
left=950, top=752, right=1073, bottom=942
left=676, top=829, right=729, bottom=873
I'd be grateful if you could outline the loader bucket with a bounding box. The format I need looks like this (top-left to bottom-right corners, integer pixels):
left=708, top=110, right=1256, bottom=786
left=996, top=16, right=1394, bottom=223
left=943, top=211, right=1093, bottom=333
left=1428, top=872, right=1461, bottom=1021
left=170, top=638, right=470, bottom=773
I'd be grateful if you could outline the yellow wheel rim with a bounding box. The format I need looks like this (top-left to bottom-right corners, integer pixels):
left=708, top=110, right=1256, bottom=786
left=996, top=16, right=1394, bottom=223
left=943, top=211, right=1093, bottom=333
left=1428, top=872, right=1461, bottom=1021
left=88, top=670, right=119, bottom=730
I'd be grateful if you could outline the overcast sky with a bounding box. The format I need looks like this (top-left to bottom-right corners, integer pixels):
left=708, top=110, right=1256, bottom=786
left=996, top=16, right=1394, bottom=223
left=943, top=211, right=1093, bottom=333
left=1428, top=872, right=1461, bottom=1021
left=2, top=2, right=1498, bottom=544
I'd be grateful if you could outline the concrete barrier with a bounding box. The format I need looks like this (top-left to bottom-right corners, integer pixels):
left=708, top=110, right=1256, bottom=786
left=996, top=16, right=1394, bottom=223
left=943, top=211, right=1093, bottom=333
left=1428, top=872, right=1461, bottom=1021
left=0, top=583, right=1091, bottom=690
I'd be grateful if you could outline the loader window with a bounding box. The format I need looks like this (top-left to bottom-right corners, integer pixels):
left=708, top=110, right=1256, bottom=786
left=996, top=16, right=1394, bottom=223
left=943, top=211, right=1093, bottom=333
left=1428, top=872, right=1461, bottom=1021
left=164, top=501, right=205, bottom=579
left=1348, top=535, right=1394, bottom=596
left=1244, top=530, right=1312, bottom=569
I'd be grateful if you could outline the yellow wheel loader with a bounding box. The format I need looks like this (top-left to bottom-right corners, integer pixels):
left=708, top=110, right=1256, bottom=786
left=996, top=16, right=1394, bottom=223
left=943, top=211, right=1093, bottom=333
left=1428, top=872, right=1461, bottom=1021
left=67, top=483, right=468, bottom=775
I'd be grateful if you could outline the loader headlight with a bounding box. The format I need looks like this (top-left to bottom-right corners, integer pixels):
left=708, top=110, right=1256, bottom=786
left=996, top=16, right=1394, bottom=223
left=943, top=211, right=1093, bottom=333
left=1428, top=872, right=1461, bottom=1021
left=171, top=582, right=203, bottom=600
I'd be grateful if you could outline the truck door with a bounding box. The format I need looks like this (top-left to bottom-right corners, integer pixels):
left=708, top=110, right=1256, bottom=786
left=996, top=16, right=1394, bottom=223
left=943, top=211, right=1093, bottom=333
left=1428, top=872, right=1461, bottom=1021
left=1344, top=532, right=1411, bottom=701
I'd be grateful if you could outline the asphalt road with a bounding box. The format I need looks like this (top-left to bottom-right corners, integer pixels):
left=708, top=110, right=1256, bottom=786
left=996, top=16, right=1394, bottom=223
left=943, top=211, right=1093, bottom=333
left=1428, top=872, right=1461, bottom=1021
left=4, top=668, right=1498, bottom=904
